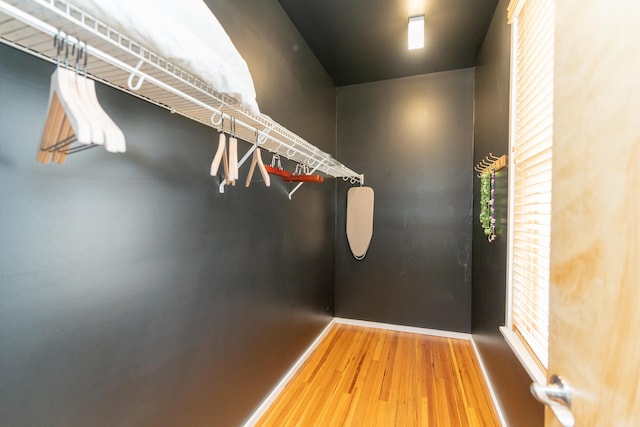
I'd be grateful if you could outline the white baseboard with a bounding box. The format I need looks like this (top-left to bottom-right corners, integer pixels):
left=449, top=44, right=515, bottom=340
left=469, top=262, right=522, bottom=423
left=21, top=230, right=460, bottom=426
left=471, top=337, right=508, bottom=427
left=334, top=317, right=472, bottom=340
left=242, top=319, right=336, bottom=427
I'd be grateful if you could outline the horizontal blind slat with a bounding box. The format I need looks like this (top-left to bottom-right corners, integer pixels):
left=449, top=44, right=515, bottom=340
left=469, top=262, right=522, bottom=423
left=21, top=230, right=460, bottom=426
left=512, top=292, right=549, bottom=314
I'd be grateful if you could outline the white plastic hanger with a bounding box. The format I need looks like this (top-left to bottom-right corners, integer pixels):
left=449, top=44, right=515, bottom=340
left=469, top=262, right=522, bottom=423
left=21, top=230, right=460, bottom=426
left=38, top=34, right=93, bottom=163
left=75, top=42, right=126, bottom=153
left=38, top=34, right=125, bottom=164
left=70, top=45, right=104, bottom=147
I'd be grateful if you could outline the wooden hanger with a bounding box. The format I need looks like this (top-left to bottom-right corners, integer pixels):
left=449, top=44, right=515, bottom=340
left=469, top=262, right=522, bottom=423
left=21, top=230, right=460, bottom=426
left=41, top=69, right=95, bottom=164
left=38, top=36, right=94, bottom=163
left=245, top=147, right=271, bottom=187
left=38, top=35, right=125, bottom=164
left=210, top=130, right=230, bottom=184
left=37, top=89, right=66, bottom=164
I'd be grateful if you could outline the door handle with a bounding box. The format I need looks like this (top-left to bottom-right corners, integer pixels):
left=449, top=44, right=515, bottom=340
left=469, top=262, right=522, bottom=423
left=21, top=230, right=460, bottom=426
left=530, top=374, right=575, bottom=427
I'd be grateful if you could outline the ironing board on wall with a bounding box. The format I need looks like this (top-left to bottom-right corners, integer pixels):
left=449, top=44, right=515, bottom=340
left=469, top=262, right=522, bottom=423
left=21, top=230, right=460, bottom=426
left=346, top=186, right=374, bottom=260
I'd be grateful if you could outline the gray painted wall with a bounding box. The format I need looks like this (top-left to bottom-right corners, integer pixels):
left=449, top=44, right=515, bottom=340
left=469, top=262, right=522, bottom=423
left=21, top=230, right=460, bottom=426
left=0, top=0, right=546, bottom=423
left=335, top=69, right=474, bottom=332
left=0, top=0, right=336, bottom=425
left=471, top=0, right=545, bottom=424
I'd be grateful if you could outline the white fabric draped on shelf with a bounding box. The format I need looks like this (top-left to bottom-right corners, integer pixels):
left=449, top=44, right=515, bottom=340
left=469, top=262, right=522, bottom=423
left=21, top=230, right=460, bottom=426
left=68, top=0, right=260, bottom=115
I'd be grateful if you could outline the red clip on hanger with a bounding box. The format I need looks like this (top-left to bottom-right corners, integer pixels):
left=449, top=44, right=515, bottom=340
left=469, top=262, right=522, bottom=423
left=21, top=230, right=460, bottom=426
left=283, top=163, right=324, bottom=183
left=265, top=153, right=291, bottom=178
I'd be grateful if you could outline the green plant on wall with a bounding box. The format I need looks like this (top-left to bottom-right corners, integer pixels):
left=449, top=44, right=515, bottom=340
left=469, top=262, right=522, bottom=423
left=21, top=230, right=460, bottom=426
left=479, top=169, right=496, bottom=242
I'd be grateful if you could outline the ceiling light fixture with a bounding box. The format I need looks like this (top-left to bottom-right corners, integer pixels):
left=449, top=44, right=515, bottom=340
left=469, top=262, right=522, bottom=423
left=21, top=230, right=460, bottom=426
left=408, top=15, right=425, bottom=50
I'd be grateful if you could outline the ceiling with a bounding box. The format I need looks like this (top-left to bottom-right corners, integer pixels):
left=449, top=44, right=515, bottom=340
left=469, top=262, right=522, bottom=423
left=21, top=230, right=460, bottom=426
left=276, top=0, right=498, bottom=86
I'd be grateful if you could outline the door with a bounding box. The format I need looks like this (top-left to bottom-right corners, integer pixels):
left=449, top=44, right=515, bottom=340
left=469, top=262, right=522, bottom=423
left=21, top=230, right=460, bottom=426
left=545, top=0, right=640, bottom=425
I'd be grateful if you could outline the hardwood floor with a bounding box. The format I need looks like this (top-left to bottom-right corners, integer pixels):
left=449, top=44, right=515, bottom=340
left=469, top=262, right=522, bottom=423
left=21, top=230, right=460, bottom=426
left=256, top=324, right=499, bottom=427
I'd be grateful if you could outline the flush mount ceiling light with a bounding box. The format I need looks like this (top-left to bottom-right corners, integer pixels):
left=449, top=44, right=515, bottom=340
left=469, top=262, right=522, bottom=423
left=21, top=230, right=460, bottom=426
left=408, top=15, right=425, bottom=50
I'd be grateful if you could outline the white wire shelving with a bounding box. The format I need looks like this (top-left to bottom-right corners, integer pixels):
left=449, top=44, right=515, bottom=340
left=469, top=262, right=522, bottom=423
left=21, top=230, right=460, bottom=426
left=0, top=0, right=364, bottom=198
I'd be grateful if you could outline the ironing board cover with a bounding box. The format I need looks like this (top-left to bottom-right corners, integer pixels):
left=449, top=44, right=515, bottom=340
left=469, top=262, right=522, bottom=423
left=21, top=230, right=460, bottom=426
left=346, top=186, right=374, bottom=260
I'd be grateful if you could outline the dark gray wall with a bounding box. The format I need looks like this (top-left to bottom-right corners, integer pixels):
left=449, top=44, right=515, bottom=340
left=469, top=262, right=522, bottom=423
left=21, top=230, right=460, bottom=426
left=0, top=0, right=336, bottom=425
left=335, top=69, right=474, bottom=332
left=471, top=0, right=544, bottom=425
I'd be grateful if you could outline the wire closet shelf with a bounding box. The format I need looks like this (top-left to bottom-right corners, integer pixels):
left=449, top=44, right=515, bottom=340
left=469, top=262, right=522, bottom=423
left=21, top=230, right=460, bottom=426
left=0, top=0, right=364, bottom=188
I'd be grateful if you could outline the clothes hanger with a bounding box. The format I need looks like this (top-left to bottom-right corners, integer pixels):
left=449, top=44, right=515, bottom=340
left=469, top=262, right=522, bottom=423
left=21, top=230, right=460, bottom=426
left=245, top=144, right=271, bottom=188
left=210, top=117, right=230, bottom=184
left=37, top=81, right=65, bottom=163
left=38, top=34, right=126, bottom=165
left=70, top=43, right=104, bottom=148
left=38, top=33, right=94, bottom=163
left=53, top=36, right=93, bottom=145
left=50, top=116, right=75, bottom=164
left=227, top=116, right=238, bottom=185
left=55, top=38, right=107, bottom=163
left=75, top=41, right=126, bottom=154
left=37, top=34, right=66, bottom=164
left=265, top=153, right=291, bottom=178
left=37, top=34, right=79, bottom=163
left=283, top=163, right=324, bottom=183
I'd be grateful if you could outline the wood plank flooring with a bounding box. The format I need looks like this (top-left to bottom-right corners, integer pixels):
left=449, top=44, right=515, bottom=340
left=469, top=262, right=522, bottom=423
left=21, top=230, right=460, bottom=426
left=256, top=324, right=499, bottom=427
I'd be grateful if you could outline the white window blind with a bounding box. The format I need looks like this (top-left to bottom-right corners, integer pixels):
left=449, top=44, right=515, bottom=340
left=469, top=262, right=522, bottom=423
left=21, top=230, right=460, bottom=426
left=506, top=0, right=554, bottom=374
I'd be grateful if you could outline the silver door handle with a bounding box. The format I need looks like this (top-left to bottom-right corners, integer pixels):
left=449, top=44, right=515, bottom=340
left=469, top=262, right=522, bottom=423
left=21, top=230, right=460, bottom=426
left=530, top=374, right=575, bottom=427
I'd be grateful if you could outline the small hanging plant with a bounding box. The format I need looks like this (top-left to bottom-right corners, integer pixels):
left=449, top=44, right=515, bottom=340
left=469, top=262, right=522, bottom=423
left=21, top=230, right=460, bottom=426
left=479, top=169, right=496, bottom=242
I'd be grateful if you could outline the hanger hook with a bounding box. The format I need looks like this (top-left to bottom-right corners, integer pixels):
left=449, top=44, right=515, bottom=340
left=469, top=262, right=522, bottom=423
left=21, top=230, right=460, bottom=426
left=257, top=124, right=274, bottom=146
left=54, top=31, right=64, bottom=67
left=80, top=40, right=89, bottom=76
left=63, top=33, right=72, bottom=68
left=210, top=109, right=223, bottom=127
left=127, top=59, right=145, bottom=91
left=74, top=41, right=84, bottom=75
